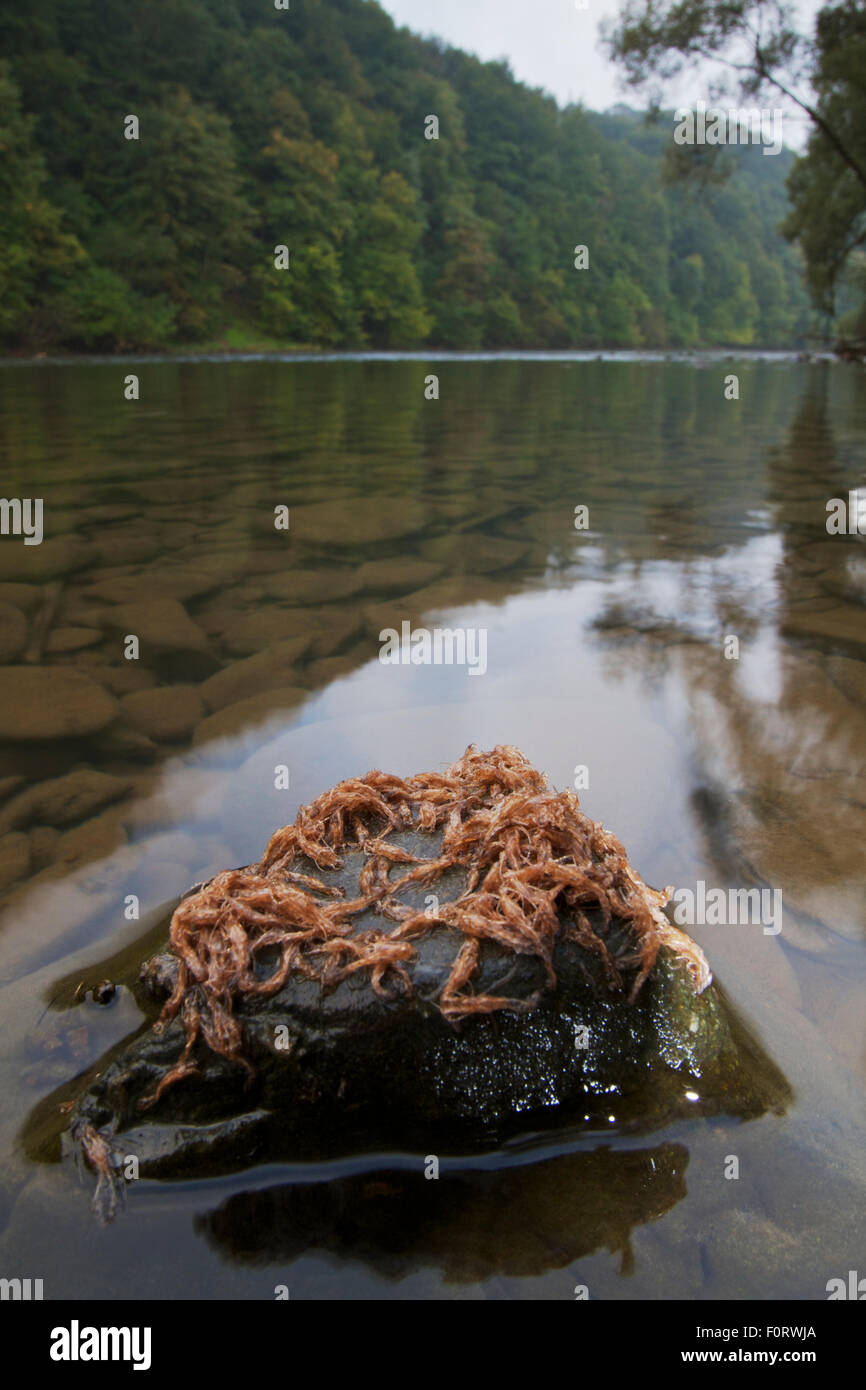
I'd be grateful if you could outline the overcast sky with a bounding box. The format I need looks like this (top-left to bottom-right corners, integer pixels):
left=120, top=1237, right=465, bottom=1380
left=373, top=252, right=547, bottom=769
left=379, top=0, right=827, bottom=148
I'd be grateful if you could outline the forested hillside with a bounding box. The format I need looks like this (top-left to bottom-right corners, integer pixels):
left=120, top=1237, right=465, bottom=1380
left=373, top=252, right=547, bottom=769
left=0, top=0, right=812, bottom=352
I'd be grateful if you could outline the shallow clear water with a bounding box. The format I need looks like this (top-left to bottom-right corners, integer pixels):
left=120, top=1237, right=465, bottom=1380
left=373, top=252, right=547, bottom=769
left=0, top=355, right=863, bottom=1299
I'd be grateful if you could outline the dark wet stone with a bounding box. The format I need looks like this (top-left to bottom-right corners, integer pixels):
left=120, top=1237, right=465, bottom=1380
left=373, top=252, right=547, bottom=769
left=63, top=826, right=791, bottom=1181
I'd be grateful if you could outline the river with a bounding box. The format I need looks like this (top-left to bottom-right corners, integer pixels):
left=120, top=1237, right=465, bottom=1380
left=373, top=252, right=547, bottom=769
left=0, top=353, right=863, bottom=1298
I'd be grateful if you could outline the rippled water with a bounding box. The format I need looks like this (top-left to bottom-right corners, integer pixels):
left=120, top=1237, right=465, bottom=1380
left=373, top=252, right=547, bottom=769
left=0, top=355, right=863, bottom=1299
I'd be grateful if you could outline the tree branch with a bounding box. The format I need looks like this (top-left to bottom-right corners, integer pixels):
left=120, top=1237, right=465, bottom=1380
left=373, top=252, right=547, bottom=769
left=686, top=38, right=866, bottom=192
left=752, top=45, right=866, bottom=191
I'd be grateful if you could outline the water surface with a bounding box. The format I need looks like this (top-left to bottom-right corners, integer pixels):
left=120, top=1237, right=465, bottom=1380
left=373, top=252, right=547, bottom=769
left=0, top=355, right=863, bottom=1299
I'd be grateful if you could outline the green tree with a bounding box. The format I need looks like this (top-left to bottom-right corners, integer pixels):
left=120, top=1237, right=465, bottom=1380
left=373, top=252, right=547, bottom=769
left=0, top=0, right=814, bottom=351
left=604, top=0, right=866, bottom=338
left=352, top=171, right=431, bottom=346
left=254, top=91, right=356, bottom=345
left=105, top=86, right=253, bottom=339
left=430, top=195, right=494, bottom=348
left=0, top=62, right=83, bottom=343
left=602, top=0, right=866, bottom=192
left=783, top=2, right=866, bottom=335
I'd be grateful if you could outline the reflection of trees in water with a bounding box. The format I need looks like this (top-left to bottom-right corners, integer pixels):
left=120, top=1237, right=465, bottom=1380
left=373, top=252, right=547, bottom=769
left=767, top=366, right=851, bottom=600
left=195, top=1142, right=689, bottom=1284
left=593, top=367, right=866, bottom=945
left=0, top=357, right=793, bottom=515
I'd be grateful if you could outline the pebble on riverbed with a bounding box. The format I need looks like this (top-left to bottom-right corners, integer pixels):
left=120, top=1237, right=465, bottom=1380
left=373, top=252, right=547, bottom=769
left=0, top=667, right=118, bottom=740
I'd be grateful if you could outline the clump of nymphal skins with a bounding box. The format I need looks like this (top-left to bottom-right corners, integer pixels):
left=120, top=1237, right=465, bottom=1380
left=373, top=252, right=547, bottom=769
left=141, top=745, right=710, bottom=1108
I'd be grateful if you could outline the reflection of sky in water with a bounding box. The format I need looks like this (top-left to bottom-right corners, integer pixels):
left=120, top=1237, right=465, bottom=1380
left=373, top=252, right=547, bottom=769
left=600, top=532, right=783, bottom=632
left=734, top=623, right=785, bottom=706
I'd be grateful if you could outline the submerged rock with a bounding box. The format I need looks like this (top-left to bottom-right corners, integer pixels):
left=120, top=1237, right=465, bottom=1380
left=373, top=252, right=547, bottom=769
left=192, top=686, right=308, bottom=748
left=0, top=667, right=118, bottom=740
left=119, top=685, right=204, bottom=743
left=103, top=599, right=209, bottom=655
left=0, top=602, right=28, bottom=663
left=0, top=831, right=30, bottom=892
left=199, top=638, right=310, bottom=712
left=62, top=746, right=790, bottom=1213
left=0, top=770, right=130, bottom=834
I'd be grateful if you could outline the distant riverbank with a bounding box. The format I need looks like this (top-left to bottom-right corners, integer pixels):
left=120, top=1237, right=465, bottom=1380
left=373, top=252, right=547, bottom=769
left=0, top=348, right=839, bottom=368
